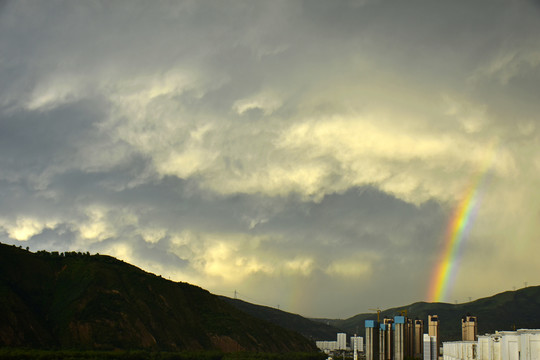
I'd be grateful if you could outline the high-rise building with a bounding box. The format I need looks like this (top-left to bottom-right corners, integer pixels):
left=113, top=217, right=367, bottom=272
left=428, top=315, right=440, bottom=359
left=351, top=335, right=360, bottom=360
left=414, top=319, right=424, bottom=359
left=423, top=334, right=432, bottom=360
left=337, top=332, right=347, bottom=350
left=351, top=335, right=363, bottom=353
left=394, top=316, right=407, bottom=360
left=366, top=320, right=380, bottom=360
left=430, top=336, right=437, bottom=360
left=407, top=318, right=415, bottom=359
left=380, top=323, right=388, bottom=360
left=380, top=318, right=394, bottom=360
left=462, top=315, right=478, bottom=341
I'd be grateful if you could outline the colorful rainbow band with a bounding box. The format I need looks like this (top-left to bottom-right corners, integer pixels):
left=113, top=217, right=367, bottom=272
left=427, top=145, right=498, bottom=303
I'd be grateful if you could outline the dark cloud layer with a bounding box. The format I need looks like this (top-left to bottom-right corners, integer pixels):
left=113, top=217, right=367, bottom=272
left=1, top=0, right=539, bottom=317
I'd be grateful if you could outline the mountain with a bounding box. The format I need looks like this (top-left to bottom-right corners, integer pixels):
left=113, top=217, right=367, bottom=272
left=220, top=297, right=347, bottom=341
left=313, top=286, right=540, bottom=342
left=0, top=243, right=317, bottom=353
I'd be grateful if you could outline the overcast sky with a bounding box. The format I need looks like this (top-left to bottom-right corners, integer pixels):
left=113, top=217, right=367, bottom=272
left=1, top=0, right=539, bottom=318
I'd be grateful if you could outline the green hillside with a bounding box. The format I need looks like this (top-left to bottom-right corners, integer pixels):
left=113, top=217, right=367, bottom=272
left=314, top=286, right=540, bottom=342
left=0, top=243, right=317, bottom=353
left=220, top=297, right=347, bottom=341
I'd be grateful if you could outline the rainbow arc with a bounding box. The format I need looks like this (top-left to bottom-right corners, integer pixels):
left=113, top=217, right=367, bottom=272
left=427, top=145, right=498, bottom=303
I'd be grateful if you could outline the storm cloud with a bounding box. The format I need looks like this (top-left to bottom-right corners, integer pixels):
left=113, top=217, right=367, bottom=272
left=1, top=0, right=539, bottom=317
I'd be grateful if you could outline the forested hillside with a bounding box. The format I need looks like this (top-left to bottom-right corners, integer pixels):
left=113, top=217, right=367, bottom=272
left=0, top=243, right=317, bottom=353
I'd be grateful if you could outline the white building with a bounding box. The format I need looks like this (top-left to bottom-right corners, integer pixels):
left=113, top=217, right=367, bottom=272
left=520, top=330, right=540, bottom=360
left=338, top=333, right=347, bottom=350
left=500, top=331, right=520, bottom=360
left=443, top=341, right=477, bottom=360
left=443, top=330, right=540, bottom=360
left=425, top=334, right=438, bottom=360
left=478, top=334, right=501, bottom=360
left=316, top=340, right=338, bottom=353
left=351, top=335, right=364, bottom=353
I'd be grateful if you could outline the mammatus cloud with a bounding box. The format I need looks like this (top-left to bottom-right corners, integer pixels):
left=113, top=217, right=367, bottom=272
left=0, top=0, right=539, bottom=317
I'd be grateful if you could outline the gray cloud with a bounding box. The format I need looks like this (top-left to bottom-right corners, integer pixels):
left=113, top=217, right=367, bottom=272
left=0, top=0, right=539, bottom=317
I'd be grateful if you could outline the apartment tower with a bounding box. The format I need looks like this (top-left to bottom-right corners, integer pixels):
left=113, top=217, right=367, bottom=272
left=414, top=319, right=424, bottom=359
left=462, top=315, right=478, bottom=341
left=394, top=316, right=407, bottom=360
left=366, top=320, right=380, bottom=360
left=407, top=318, right=415, bottom=359
left=337, top=333, right=347, bottom=350
left=428, top=315, right=440, bottom=359
left=379, top=318, right=394, bottom=360
left=379, top=323, right=388, bottom=360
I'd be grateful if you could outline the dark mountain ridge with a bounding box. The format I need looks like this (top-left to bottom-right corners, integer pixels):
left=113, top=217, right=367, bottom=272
left=311, top=286, right=540, bottom=342
left=220, top=297, right=346, bottom=341
left=5, top=241, right=539, bottom=351
left=0, top=243, right=316, bottom=353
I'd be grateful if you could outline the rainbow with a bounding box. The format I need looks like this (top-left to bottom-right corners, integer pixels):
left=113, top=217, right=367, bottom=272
left=427, top=147, right=497, bottom=303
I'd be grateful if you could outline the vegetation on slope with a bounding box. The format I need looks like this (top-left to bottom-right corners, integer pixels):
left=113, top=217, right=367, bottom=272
left=0, top=348, right=326, bottom=360
left=316, top=286, right=540, bottom=342
left=0, top=243, right=317, bottom=353
left=220, top=297, right=347, bottom=341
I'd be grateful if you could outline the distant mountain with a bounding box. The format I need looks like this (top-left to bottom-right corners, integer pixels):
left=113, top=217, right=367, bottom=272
left=0, top=243, right=317, bottom=352
left=220, top=297, right=347, bottom=341
left=312, top=286, right=540, bottom=342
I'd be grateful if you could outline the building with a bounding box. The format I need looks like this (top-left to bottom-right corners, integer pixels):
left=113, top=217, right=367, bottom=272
left=443, top=341, right=477, bottom=360
left=462, top=316, right=478, bottom=342
left=317, top=332, right=362, bottom=353
left=517, top=330, right=540, bottom=360
left=444, top=329, right=540, bottom=360
left=337, top=332, right=347, bottom=350
left=380, top=323, right=387, bottom=360
left=372, top=314, right=424, bottom=360
left=351, top=335, right=364, bottom=360
left=431, top=336, right=438, bottom=360
left=315, top=340, right=338, bottom=353
left=369, top=314, right=440, bottom=360
left=409, top=318, right=417, bottom=359
left=366, top=320, right=380, bottom=360
left=415, top=319, right=424, bottom=359
left=394, top=316, right=407, bottom=360
left=477, top=333, right=501, bottom=360
left=424, top=334, right=438, bottom=360
left=351, top=335, right=364, bottom=353
left=424, top=334, right=432, bottom=360
left=429, top=315, right=440, bottom=359
left=380, top=318, right=394, bottom=360
left=499, top=331, right=520, bottom=360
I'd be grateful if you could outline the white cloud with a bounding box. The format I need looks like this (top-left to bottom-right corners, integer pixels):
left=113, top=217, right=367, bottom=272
left=326, top=260, right=373, bottom=278
left=101, top=242, right=134, bottom=264
left=25, top=74, right=86, bottom=111
left=1, top=0, right=540, bottom=317
left=233, top=91, right=283, bottom=115
left=284, top=257, right=315, bottom=276
left=78, top=205, right=138, bottom=242
left=139, top=227, right=167, bottom=244
left=0, top=217, right=59, bottom=241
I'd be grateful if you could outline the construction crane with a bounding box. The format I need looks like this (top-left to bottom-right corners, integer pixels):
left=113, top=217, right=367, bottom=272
left=369, top=308, right=382, bottom=322
left=398, top=309, right=408, bottom=317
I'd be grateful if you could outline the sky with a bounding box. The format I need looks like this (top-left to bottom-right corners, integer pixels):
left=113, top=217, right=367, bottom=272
left=1, top=0, right=540, bottom=319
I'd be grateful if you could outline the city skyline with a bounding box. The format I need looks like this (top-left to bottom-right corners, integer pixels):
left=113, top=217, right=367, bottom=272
left=1, top=0, right=539, bottom=318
